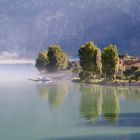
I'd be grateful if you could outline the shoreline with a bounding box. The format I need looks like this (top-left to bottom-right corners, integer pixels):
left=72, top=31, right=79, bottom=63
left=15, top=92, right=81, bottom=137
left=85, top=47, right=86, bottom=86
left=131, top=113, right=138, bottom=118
left=72, top=78, right=140, bottom=87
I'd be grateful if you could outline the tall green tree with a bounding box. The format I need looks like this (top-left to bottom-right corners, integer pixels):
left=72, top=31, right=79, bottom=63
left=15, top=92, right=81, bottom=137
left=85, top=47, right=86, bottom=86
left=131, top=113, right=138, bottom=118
left=35, top=51, right=48, bottom=71
left=78, top=41, right=102, bottom=80
left=102, top=45, right=119, bottom=79
left=47, top=45, right=68, bottom=72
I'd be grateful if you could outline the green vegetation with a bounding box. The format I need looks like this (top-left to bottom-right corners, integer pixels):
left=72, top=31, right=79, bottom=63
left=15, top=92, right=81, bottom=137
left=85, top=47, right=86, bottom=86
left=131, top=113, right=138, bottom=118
left=77, top=42, right=140, bottom=84
left=123, top=66, right=140, bottom=82
left=78, top=43, right=119, bottom=82
left=35, top=51, right=48, bottom=72
left=102, top=45, right=119, bottom=79
left=35, top=41, right=140, bottom=85
left=72, top=61, right=82, bottom=74
left=35, top=45, right=68, bottom=72
left=78, top=41, right=102, bottom=81
left=47, top=45, right=68, bottom=72
left=135, top=70, right=140, bottom=81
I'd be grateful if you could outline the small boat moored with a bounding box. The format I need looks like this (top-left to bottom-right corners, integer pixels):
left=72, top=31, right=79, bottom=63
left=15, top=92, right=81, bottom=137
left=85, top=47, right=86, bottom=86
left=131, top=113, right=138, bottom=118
left=29, top=76, right=52, bottom=82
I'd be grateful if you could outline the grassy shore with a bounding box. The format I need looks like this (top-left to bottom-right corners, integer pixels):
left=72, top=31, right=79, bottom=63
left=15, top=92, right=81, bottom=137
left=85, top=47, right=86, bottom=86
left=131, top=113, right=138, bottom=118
left=72, top=78, right=140, bottom=86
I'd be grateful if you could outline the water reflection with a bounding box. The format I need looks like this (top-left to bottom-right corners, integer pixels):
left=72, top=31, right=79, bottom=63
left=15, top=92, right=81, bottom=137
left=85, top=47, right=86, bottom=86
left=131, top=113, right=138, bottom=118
left=118, top=87, right=140, bottom=102
left=79, top=84, right=140, bottom=124
left=48, top=85, right=68, bottom=108
left=79, top=85, right=102, bottom=122
left=37, top=83, right=48, bottom=101
left=102, top=87, right=120, bottom=124
left=36, top=82, right=140, bottom=125
left=79, top=84, right=120, bottom=124
left=37, top=83, right=68, bottom=108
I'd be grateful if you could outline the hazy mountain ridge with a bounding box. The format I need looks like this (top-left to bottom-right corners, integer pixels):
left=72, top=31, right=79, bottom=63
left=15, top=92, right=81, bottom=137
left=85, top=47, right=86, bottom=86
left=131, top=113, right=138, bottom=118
left=0, top=0, right=140, bottom=58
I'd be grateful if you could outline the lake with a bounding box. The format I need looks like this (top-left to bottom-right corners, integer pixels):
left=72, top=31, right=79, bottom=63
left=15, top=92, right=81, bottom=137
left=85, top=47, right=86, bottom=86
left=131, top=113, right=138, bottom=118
left=0, top=64, right=140, bottom=140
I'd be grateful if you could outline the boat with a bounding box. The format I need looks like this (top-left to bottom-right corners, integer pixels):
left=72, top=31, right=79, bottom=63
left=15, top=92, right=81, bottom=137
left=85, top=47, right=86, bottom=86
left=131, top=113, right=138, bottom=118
left=29, top=76, right=52, bottom=82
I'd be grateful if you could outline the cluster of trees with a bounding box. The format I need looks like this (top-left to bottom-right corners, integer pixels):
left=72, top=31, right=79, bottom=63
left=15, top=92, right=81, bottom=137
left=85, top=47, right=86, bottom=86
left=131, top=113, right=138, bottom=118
left=35, top=45, right=68, bottom=72
left=35, top=41, right=140, bottom=82
left=35, top=42, right=119, bottom=80
left=78, top=41, right=119, bottom=81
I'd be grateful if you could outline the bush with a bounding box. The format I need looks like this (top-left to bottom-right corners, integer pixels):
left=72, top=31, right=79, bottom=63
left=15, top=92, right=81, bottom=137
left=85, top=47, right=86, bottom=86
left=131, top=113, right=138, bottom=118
left=135, top=70, right=140, bottom=81
left=79, top=71, right=92, bottom=82
left=35, top=51, right=48, bottom=71
left=116, top=75, right=122, bottom=80
left=123, top=69, right=133, bottom=79
left=72, top=61, right=82, bottom=74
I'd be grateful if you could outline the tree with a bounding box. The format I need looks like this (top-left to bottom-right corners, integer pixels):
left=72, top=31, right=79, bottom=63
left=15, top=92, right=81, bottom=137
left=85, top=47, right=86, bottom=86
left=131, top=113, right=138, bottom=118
left=72, top=61, right=82, bottom=74
left=131, top=66, right=139, bottom=72
left=102, top=45, right=119, bottom=79
left=123, top=66, right=139, bottom=80
left=135, top=70, right=140, bottom=81
left=79, top=70, right=93, bottom=81
left=123, top=69, right=132, bottom=79
left=78, top=41, right=102, bottom=80
left=35, top=51, right=48, bottom=71
left=47, top=45, right=68, bottom=72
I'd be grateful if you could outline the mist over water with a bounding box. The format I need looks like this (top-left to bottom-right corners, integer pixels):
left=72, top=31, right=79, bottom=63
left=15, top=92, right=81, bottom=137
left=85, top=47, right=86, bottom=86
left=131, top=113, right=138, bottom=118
left=0, top=64, right=37, bottom=82
left=0, top=52, right=34, bottom=65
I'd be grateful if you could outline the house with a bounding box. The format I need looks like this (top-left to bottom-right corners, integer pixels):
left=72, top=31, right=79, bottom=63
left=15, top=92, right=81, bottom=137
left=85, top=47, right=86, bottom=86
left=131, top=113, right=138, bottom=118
left=120, top=54, right=140, bottom=70
left=117, top=58, right=125, bottom=76
left=118, top=58, right=125, bottom=71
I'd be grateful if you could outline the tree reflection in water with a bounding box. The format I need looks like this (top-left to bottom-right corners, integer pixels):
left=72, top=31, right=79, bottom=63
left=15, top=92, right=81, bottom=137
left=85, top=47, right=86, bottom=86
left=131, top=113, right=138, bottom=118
left=36, top=82, right=140, bottom=124
left=117, top=87, right=140, bottom=102
left=37, top=83, right=48, bottom=101
left=36, top=83, right=68, bottom=108
left=102, top=87, right=120, bottom=124
left=79, top=84, right=102, bottom=122
left=79, top=84, right=120, bottom=124
left=48, top=85, right=68, bottom=108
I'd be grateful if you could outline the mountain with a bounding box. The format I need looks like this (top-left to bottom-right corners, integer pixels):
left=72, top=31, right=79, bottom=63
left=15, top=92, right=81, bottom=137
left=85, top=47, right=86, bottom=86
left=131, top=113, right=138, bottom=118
left=0, top=0, right=140, bottom=58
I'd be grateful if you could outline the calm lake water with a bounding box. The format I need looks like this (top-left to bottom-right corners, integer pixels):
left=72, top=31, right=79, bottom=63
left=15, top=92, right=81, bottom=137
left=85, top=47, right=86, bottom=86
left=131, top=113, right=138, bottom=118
left=0, top=64, right=140, bottom=140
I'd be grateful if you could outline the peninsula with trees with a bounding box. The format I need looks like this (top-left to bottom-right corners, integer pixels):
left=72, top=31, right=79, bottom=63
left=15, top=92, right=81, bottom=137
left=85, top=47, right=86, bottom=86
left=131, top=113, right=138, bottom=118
left=35, top=41, right=140, bottom=86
